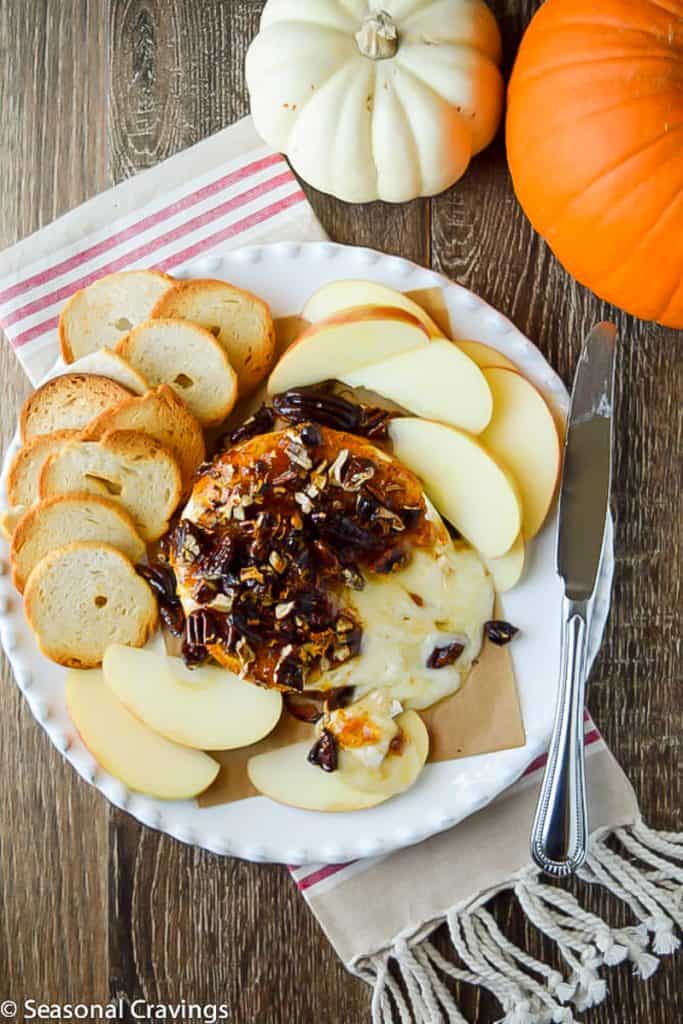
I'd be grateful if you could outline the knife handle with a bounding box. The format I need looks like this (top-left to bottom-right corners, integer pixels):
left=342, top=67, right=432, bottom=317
left=530, top=597, right=589, bottom=877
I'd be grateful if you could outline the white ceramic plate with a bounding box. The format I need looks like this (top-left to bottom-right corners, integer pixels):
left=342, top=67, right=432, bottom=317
left=0, top=242, right=613, bottom=864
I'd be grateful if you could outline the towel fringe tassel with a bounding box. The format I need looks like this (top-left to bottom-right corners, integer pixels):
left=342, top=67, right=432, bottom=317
left=352, top=823, right=682, bottom=1024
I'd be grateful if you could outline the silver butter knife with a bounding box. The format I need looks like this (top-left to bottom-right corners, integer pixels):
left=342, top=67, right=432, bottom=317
left=530, top=322, right=617, bottom=877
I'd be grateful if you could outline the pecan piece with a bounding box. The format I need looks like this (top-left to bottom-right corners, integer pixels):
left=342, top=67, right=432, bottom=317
left=170, top=520, right=208, bottom=563
left=485, top=620, right=519, bottom=646
left=273, top=386, right=393, bottom=439
left=185, top=608, right=219, bottom=646
left=313, top=510, right=378, bottom=551
left=427, top=640, right=466, bottom=669
left=135, top=561, right=179, bottom=606
left=307, top=729, right=338, bottom=773
left=368, top=546, right=409, bottom=574
left=201, top=533, right=235, bottom=578
left=299, top=423, right=323, bottom=448
left=228, top=405, right=276, bottom=444
left=284, top=693, right=323, bottom=724
left=160, top=602, right=186, bottom=637
left=273, top=644, right=305, bottom=690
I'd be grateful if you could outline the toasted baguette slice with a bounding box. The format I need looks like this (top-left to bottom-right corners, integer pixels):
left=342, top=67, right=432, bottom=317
left=116, top=319, right=238, bottom=426
left=11, top=493, right=146, bottom=592
left=7, top=430, right=80, bottom=507
left=81, top=385, right=205, bottom=491
left=70, top=348, right=149, bottom=394
left=40, top=431, right=181, bottom=541
left=20, top=373, right=132, bottom=442
left=24, top=542, right=158, bottom=668
left=151, top=278, right=275, bottom=395
left=59, top=269, right=174, bottom=363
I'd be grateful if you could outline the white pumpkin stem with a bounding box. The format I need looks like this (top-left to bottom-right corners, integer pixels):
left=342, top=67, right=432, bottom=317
left=355, top=10, right=399, bottom=61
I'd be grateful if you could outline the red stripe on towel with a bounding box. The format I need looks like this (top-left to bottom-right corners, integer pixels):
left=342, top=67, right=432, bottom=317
left=0, top=154, right=282, bottom=304
left=2, top=170, right=295, bottom=330
left=9, top=190, right=305, bottom=349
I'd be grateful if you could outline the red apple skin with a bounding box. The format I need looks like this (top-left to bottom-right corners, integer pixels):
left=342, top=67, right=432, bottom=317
left=291, top=304, right=430, bottom=346
left=268, top=305, right=431, bottom=394
left=302, top=282, right=443, bottom=338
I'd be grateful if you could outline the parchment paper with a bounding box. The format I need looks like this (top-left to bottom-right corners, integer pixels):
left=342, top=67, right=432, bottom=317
left=199, top=287, right=525, bottom=807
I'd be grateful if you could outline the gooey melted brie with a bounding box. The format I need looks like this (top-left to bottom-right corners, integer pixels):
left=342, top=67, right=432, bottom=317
left=309, top=519, right=494, bottom=710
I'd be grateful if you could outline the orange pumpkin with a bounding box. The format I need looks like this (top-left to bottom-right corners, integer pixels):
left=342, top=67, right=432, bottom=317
left=506, top=0, right=683, bottom=327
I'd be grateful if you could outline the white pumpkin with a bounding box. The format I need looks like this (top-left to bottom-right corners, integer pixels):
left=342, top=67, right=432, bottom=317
left=246, top=0, right=504, bottom=204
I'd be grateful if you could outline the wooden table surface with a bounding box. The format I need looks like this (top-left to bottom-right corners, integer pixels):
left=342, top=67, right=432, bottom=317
left=0, top=2, right=680, bottom=1021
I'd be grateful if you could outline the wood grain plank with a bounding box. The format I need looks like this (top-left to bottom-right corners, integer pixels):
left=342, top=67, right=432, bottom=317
left=0, top=0, right=110, bottom=1008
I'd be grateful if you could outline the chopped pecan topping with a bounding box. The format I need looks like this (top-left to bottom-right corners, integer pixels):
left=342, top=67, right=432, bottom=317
left=294, top=491, right=314, bottom=514
left=136, top=561, right=186, bottom=637
left=136, top=561, right=179, bottom=606
left=307, top=729, right=338, bottom=773
left=427, top=639, right=466, bottom=669
left=273, top=644, right=305, bottom=690
left=160, top=603, right=186, bottom=638
left=269, top=550, right=288, bottom=574
left=186, top=608, right=219, bottom=646
left=338, top=456, right=375, bottom=492
left=169, top=426, right=434, bottom=689
left=485, top=620, right=519, bottom=646
left=201, top=533, right=234, bottom=578
left=228, top=405, right=276, bottom=444
left=235, top=636, right=256, bottom=673
left=170, top=520, right=208, bottom=563
left=368, top=545, right=410, bottom=575
left=285, top=440, right=313, bottom=470
left=275, top=600, right=295, bottom=620
left=284, top=692, right=323, bottom=724
left=300, top=423, right=323, bottom=447
left=273, top=386, right=393, bottom=439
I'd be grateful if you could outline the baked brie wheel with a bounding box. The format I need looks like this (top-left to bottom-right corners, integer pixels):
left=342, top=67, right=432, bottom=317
left=169, top=420, right=494, bottom=805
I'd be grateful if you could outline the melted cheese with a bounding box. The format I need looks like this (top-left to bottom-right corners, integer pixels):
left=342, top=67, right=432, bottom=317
left=308, top=540, right=494, bottom=710
left=325, top=691, right=402, bottom=769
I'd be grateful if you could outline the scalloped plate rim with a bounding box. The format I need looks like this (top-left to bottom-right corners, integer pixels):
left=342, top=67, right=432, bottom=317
left=0, top=241, right=614, bottom=864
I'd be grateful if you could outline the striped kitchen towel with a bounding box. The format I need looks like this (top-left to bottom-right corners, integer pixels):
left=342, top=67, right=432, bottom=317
left=0, top=116, right=326, bottom=384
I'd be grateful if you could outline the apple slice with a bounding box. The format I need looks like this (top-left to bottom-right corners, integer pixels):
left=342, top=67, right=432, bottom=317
left=341, top=339, right=492, bottom=434
left=389, top=417, right=522, bottom=558
left=267, top=307, right=429, bottom=395
left=480, top=367, right=561, bottom=539
left=337, top=711, right=429, bottom=795
left=457, top=339, right=518, bottom=371
left=482, top=534, right=525, bottom=593
left=247, top=711, right=428, bottom=811
left=302, top=280, right=443, bottom=338
left=66, top=669, right=219, bottom=799
left=102, top=645, right=283, bottom=750
left=247, top=742, right=386, bottom=812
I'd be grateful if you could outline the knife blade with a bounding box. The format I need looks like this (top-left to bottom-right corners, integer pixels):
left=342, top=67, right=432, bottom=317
left=557, top=322, right=617, bottom=601
left=530, top=322, right=617, bottom=877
